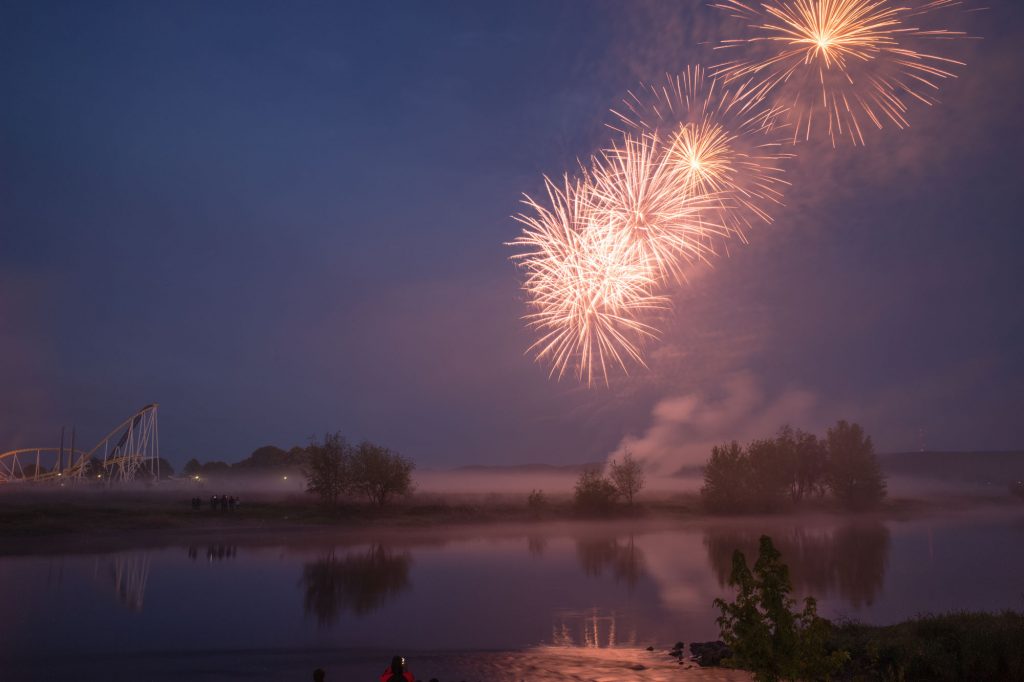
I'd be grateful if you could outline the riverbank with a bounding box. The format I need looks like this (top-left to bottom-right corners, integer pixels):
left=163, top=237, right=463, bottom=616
left=0, top=645, right=754, bottom=682
left=0, top=487, right=1019, bottom=550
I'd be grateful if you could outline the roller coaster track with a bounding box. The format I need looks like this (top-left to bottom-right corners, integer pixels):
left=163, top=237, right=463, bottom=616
left=0, top=404, right=160, bottom=485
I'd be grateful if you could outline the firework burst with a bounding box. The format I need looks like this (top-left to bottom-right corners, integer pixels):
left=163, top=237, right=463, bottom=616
left=712, top=0, right=968, bottom=145
left=509, top=175, right=669, bottom=386
left=609, top=65, right=792, bottom=242
left=587, top=132, right=728, bottom=283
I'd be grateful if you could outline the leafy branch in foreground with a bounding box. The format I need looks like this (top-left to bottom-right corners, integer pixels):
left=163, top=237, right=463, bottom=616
left=714, top=535, right=848, bottom=681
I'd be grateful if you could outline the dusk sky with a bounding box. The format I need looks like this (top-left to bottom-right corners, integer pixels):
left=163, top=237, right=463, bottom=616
left=2, top=1, right=1021, bottom=470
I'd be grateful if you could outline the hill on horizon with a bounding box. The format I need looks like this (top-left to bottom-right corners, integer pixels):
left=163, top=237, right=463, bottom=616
left=879, top=450, right=1024, bottom=484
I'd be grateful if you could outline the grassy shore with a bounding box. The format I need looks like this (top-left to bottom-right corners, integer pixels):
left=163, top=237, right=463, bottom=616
left=0, top=489, right=688, bottom=537
left=0, top=645, right=755, bottom=682
left=830, top=611, right=1024, bottom=681
left=0, top=486, right=1017, bottom=544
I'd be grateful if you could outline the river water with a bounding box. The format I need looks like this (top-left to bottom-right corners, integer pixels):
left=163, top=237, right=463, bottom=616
left=0, top=509, right=1021, bottom=680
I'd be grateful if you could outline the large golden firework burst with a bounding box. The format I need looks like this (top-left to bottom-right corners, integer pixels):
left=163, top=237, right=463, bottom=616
left=712, top=0, right=968, bottom=145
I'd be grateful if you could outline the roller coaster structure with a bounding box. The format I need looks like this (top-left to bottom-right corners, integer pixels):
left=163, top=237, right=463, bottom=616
left=0, top=404, right=160, bottom=485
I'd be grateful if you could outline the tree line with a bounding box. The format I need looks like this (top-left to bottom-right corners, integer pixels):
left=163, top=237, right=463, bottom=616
left=181, top=433, right=415, bottom=508
left=701, top=420, right=887, bottom=513
left=182, top=444, right=308, bottom=478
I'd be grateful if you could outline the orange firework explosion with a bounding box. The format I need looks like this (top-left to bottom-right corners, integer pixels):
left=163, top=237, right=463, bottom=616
left=587, top=132, right=727, bottom=283
left=509, top=175, right=669, bottom=386
left=609, top=65, right=792, bottom=242
left=712, top=0, right=968, bottom=145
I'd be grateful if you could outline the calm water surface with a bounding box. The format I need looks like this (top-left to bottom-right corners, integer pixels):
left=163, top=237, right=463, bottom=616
left=1, top=510, right=1022, bottom=669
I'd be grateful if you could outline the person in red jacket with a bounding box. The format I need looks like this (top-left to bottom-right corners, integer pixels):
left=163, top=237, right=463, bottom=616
left=379, top=656, right=414, bottom=682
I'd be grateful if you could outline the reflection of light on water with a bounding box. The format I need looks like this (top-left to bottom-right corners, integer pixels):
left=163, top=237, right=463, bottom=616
left=94, top=554, right=151, bottom=612
left=469, top=646, right=755, bottom=681
left=550, top=608, right=637, bottom=649
left=187, top=545, right=237, bottom=562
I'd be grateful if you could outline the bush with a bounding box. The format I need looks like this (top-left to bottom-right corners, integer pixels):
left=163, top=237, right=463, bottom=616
left=349, top=442, right=414, bottom=507
left=608, top=451, right=645, bottom=507
left=527, top=489, right=548, bottom=515
left=831, top=611, right=1024, bottom=681
left=573, top=468, right=619, bottom=514
left=701, top=442, right=751, bottom=513
left=826, top=420, right=886, bottom=510
left=714, top=535, right=848, bottom=681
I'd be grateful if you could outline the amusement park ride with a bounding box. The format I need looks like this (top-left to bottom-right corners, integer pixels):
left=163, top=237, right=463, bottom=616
left=0, top=404, right=160, bottom=485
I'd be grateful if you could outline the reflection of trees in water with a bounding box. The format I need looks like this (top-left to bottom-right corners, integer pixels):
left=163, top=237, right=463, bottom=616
left=527, top=534, right=548, bottom=556
left=704, top=522, right=890, bottom=608
left=46, top=555, right=150, bottom=613
left=300, top=545, right=412, bottom=627
left=831, top=524, right=891, bottom=607
left=575, top=535, right=645, bottom=590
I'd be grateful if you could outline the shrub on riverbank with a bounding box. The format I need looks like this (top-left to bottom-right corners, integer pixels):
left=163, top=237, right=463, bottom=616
left=573, top=468, right=620, bottom=515
left=830, top=611, right=1024, bottom=681
left=712, top=534, right=1023, bottom=681
left=714, top=535, right=848, bottom=681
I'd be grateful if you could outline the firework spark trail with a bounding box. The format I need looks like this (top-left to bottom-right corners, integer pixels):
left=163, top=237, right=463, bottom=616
left=587, top=132, right=728, bottom=283
left=509, top=2, right=975, bottom=385
left=608, top=65, right=792, bottom=244
left=711, top=0, right=968, bottom=146
left=509, top=175, right=669, bottom=387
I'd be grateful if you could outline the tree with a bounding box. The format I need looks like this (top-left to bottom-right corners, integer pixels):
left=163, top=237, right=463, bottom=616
left=608, top=450, right=645, bottom=508
left=714, top=535, right=848, bottom=681
left=140, top=457, right=174, bottom=479
left=527, top=489, right=548, bottom=515
left=199, top=460, right=231, bottom=476
left=747, top=438, right=791, bottom=512
left=825, top=420, right=886, bottom=510
left=348, top=441, right=414, bottom=507
left=789, top=427, right=828, bottom=502
left=286, top=446, right=310, bottom=469
left=183, top=458, right=202, bottom=477
left=701, top=441, right=751, bottom=513
left=573, top=467, right=620, bottom=514
left=81, top=456, right=104, bottom=479
left=774, top=426, right=826, bottom=503
left=235, top=445, right=288, bottom=470
left=304, top=432, right=351, bottom=507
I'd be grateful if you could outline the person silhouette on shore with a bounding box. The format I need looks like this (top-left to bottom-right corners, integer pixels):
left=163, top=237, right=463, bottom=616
left=379, top=656, right=414, bottom=682
left=312, top=668, right=325, bottom=682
